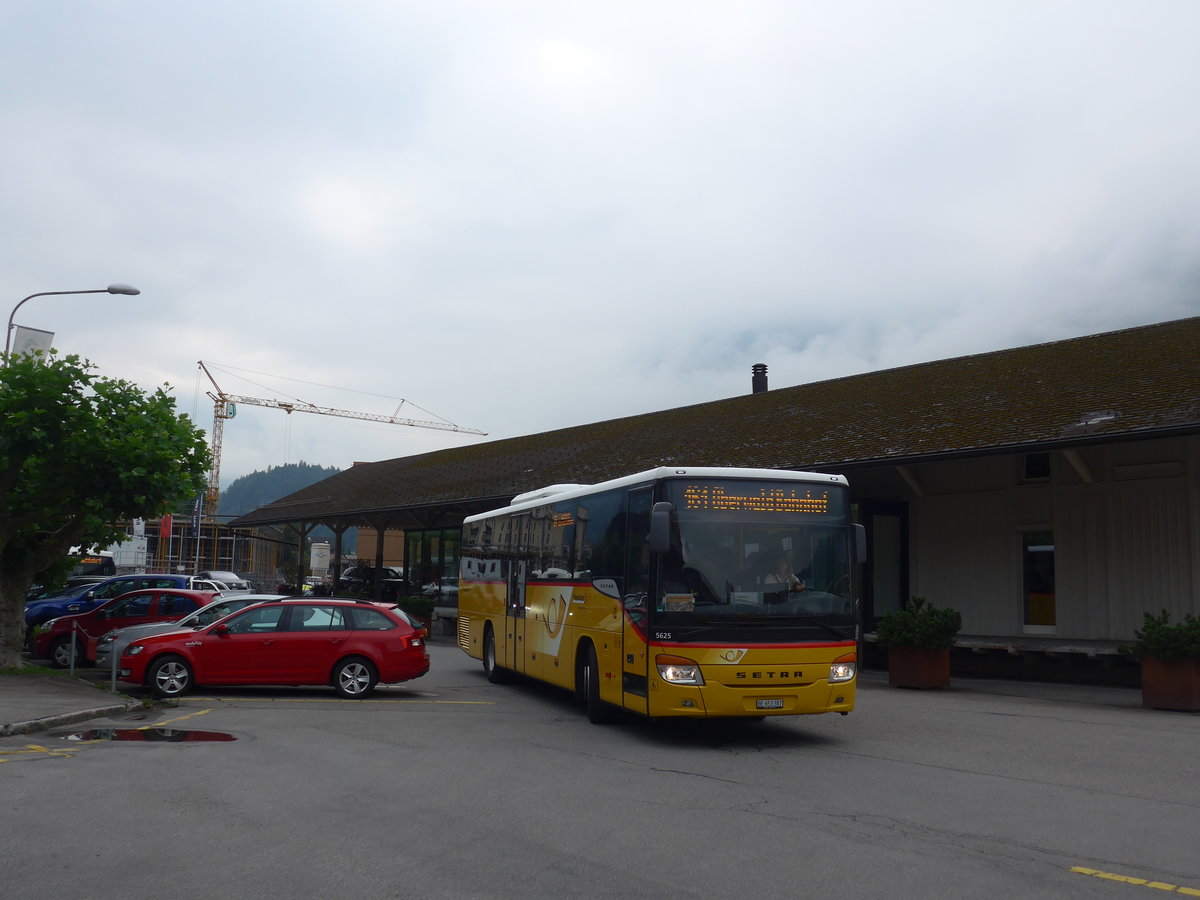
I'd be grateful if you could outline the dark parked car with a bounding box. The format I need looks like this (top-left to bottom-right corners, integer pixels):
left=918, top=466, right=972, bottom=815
left=338, top=566, right=403, bottom=587
left=26, top=574, right=116, bottom=602
left=31, top=588, right=218, bottom=668
left=120, top=597, right=430, bottom=699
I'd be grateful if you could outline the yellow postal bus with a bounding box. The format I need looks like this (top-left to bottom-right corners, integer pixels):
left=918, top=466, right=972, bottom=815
left=457, top=466, right=864, bottom=723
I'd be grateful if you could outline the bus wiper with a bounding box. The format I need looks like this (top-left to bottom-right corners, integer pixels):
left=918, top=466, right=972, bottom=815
left=742, top=619, right=853, bottom=640
left=672, top=620, right=852, bottom=642
left=803, top=616, right=854, bottom=640
left=667, top=627, right=724, bottom=642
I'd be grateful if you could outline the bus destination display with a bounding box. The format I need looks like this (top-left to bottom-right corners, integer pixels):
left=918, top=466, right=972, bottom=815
left=680, top=482, right=830, bottom=514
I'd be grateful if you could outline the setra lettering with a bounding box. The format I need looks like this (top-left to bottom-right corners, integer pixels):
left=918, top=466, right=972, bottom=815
left=736, top=671, right=805, bottom=680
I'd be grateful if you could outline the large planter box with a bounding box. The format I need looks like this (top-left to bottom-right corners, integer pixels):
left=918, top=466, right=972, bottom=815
left=1140, top=657, right=1200, bottom=712
left=888, top=646, right=950, bottom=689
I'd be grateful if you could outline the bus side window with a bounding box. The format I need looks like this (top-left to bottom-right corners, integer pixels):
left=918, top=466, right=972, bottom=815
left=576, top=487, right=625, bottom=592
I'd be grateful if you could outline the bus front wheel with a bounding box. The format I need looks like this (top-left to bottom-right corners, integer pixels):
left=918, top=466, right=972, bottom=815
left=579, top=643, right=617, bottom=724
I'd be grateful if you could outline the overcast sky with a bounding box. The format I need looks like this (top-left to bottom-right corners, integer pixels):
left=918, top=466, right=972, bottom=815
left=4, top=1, right=1198, bottom=490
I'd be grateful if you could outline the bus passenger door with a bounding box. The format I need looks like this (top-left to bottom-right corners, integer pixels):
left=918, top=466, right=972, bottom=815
left=621, top=488, right=652, bottom=715
left=621, top=602, right=649, bottom=716
left=504, top=560, right=528, bottom=674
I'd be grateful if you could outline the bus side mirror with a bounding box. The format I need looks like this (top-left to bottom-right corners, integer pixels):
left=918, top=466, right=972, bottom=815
left=649, top=502, right=674, bottom=554
left=854, top=524, right=867, bottom=564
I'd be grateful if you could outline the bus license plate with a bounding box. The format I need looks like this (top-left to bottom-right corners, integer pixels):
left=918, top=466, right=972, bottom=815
left=756, top=699, right=784, bottom=710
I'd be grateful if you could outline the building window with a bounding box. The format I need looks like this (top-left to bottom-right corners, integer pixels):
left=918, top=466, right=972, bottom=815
left=1023, top=453, right=1051, bottom=482
left=1022, top=530, right=1056, bottom=633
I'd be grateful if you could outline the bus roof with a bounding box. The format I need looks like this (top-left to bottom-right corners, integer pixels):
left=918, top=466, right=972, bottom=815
left=464, top=466, right=848, bottom=523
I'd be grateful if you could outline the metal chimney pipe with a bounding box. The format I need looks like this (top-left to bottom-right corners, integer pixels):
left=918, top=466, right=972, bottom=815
left=752, top=363, right=768, bottom=394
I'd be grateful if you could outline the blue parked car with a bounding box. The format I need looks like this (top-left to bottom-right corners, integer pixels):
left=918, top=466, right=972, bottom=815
left=23, top=573, right=226, bottom=643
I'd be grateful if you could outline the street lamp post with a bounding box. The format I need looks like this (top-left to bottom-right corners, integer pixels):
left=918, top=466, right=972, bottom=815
left=4, top=283, right=141, bottom=361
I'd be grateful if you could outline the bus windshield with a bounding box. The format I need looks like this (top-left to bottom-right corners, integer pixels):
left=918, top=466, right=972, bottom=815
left=645, top=479, right=856, bottom=639
left=72, top=551, right=116, bottom=578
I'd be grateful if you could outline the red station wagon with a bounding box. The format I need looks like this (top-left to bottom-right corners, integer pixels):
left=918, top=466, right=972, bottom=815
left=119, top=598, right=430, bottom=699
left=31, top=589, right=218, bottom=668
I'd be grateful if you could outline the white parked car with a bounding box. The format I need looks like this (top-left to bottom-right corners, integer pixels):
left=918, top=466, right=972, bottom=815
left=421, top=577, right=459, bottom=599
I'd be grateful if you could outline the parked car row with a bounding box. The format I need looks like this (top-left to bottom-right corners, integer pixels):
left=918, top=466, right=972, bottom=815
left=26, top=590, right=431, bottom=700
left=23, top=573, right=231, bottom=642
left=93, top=593, right=288, bottom=669
left=30, top=588, right=219, bottom=668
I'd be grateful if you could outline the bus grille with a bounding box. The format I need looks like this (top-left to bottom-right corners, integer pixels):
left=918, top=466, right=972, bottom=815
left=457, top=615, right=471, bottom=651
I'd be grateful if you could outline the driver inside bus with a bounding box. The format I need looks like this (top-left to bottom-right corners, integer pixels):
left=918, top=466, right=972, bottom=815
left=762, top=552, right=806, bottom=592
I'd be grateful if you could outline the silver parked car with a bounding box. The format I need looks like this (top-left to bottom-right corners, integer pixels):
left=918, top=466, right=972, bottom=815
left=93, top=594, right=286, bottom=670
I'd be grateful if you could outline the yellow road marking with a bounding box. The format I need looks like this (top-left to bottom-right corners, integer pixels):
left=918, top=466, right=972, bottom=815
left=140, top=708, right=214, bottom=728
left=0, top=742, right=80, bottom=762
left=1071, top=867, right=1200, bottom=896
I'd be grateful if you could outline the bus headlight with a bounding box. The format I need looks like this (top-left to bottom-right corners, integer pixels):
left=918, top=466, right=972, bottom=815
left=656, top=654, right=704, bottom=685
left=829, top=662, right=856, bottom=683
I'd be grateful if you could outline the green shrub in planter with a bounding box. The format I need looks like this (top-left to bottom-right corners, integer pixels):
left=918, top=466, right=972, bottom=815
left=875, top=596, right=962, bottom=651
left=1126, top=610, right=1200, bottom=662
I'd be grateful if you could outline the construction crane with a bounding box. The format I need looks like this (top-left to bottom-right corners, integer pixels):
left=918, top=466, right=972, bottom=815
left=198, top=360, right=486, bottom=519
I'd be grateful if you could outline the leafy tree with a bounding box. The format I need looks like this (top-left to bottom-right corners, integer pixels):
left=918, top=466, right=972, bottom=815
left=0, top=353, right=210, bottom=668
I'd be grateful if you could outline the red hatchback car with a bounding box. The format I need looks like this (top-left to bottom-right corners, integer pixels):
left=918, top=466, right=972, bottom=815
left=32, top=588, right=218, bottom=668
left=119, top=598, right=430, bottom=699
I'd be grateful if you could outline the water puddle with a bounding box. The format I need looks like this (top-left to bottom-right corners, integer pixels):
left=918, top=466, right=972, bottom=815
left=66, top=728, right=236, bottom=743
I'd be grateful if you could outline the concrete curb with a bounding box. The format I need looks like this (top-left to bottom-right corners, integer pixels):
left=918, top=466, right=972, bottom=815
left=1, top=700, right=138, bottom=737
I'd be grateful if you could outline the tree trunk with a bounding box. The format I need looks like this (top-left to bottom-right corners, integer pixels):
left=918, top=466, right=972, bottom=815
left=0, top=559, right=39, bottom=669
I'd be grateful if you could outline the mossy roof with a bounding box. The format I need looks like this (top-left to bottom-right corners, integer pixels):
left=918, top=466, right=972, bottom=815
left=231, top=316, right=1200, bottom=529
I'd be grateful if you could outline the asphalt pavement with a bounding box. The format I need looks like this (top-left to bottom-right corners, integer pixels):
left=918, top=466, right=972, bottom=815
left=1, top=640, right=1151, bottom=738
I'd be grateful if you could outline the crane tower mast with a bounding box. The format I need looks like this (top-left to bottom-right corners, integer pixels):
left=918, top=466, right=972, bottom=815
left=198, top=361, right=485, bottom=519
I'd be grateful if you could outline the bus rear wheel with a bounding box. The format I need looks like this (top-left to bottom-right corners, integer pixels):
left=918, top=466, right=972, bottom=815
left=483, top=627, right=510, bottom=684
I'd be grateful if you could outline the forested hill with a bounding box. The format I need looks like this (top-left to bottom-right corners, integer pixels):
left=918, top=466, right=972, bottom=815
left=219, top=462, right=342, bottom=518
